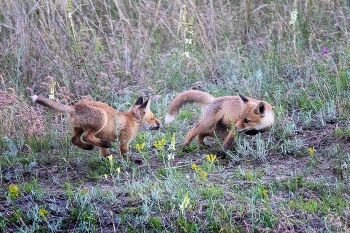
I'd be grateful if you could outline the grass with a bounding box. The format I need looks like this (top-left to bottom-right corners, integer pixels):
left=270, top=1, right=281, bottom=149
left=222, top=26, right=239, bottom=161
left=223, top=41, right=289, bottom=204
left=0, top=0, right=350, bottom=232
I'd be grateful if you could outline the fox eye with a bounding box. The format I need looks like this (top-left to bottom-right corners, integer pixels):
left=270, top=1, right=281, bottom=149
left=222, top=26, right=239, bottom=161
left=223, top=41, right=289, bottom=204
left=244, top=118, right=250, bottom=124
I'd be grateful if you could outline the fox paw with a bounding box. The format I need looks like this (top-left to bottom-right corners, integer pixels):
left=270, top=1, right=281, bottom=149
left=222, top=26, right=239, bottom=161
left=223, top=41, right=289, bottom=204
left=216, top=150, right=227, bottom=159
left=78, top=144, right=94, bottom=150
left=101, top=140, right=111, bottom=148
left=130, top=156, right=142, bottom=165
left=85, top=144, right=94, bottom=150
left=132, top=158, right=142, bottom=165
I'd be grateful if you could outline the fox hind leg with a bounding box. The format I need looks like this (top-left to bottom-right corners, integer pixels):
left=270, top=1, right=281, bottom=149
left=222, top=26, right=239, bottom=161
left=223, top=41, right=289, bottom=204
left=184, top=120, right=217, bottom=146
left=82, top=129, right=111, bottom=148
left=71, top=128, right=94, bottom=150
left=119, top=141, right=130, bottom=155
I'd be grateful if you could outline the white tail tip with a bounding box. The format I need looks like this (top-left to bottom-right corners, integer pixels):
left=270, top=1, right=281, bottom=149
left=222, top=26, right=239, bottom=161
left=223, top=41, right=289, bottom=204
left=31, top=95, right=38, bottom=102
left=164, top=114, right=175, bottom=124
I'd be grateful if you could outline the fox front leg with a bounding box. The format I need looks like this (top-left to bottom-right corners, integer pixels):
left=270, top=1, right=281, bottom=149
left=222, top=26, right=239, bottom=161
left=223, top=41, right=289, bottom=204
left=222, top=130, right=236, bottom=151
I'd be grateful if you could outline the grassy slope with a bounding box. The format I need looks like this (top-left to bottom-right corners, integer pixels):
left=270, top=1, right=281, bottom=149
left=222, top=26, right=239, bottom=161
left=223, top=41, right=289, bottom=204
left=0, top=0, right=350, bottom=232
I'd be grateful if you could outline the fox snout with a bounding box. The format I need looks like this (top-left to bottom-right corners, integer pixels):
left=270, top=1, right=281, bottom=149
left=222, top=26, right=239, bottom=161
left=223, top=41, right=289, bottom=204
left=234, top=124, right=254, bottom=133
left=234, top=121, right=248, bottom=132
left=234, top=125, right=247, bottom=133
left=234, top=123, right=271, bottom=135
left=150, top=119, right=162, bottom=130
left=143, top=118, right=162, bottom=130
left=144, top=124, right=161, bottom=130
left=151, top=125, right=161, bottom=130
left=234, top=122, right=262, bottom=134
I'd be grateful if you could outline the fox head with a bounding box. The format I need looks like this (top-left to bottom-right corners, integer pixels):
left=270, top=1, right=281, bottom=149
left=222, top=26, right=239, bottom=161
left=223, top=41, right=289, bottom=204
left=132, top=96, right=161, bottom=130
left=234, top=94, right=274, bottom=133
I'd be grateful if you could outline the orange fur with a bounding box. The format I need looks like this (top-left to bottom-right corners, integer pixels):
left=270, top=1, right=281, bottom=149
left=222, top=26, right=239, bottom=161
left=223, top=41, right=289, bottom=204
left=31, top=95, right=161, bottom=162
left=165, top=90, right=274, bottom=151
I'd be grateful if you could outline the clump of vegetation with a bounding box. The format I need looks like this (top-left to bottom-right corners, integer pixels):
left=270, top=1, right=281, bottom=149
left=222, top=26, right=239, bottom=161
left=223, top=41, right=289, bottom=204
left=0, top=0, right=349, bottom=232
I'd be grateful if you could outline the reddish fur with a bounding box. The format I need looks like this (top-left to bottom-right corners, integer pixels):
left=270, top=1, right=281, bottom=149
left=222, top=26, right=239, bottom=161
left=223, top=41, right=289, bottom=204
left=32, top=95, right=161, bottom=162
left=166, top=90, right=274, bottom=151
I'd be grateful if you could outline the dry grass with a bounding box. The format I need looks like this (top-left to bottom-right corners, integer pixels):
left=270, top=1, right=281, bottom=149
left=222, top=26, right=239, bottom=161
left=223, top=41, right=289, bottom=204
left=0, top=88, right=45, bottom=138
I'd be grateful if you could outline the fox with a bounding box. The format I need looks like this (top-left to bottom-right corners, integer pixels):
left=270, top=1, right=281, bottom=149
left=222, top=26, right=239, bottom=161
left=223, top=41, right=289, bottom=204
left=31, top=95, right=161, bottom=163
left=165, top=90, right=274, bottom=152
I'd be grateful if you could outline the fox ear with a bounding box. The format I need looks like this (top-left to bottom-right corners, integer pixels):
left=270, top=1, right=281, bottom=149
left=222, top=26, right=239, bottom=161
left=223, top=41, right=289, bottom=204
left=134, top=96, right=144, bottom=105
left=238, top=94, right=249, bottom=103
left=145, top=98, right=151, bottom=111
left=139, top=99, right=149, bottom=109
left=254, top=102, right=266, bottom=116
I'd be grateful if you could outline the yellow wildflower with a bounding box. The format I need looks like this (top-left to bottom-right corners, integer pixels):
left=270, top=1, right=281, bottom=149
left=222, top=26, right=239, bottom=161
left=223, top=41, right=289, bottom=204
left=307, top=147, right=315, bottom=156
left=263, top=188, right=268, bottom=198
left=8, top=184, right=19, bottom=200
left=153, top=138, right=166, bottom=150
left=39, top=208, right=48, bottom=218
left=191, top=164, right=207, bottom=180
left=104, top=174, right=108, bottom=180
left=135, top=143, right=145, bottom=153
left=107, top=155, right=113, bottom=168
left=116, top=167, right=121, bottom=174
left=197, top=169, right=207, bottom=180
left=205, top=154, right=217, bottom=163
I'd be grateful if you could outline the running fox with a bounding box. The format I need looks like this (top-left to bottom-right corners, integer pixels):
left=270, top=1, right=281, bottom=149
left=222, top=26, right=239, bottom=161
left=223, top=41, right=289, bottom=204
left=165, top=90, right=274, bottom=151
left=31, top=95, right=161, bottom=162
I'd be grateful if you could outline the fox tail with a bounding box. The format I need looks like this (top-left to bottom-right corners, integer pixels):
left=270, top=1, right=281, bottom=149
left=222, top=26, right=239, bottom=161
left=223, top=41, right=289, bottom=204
left=165, top=90, right=215, bottom=124
left=31, top=95, right=75, bottom=114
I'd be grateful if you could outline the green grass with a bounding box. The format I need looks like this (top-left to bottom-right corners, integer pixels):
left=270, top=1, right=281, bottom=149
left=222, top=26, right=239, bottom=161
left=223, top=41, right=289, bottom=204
left=0, top=0, right=350, bottom=232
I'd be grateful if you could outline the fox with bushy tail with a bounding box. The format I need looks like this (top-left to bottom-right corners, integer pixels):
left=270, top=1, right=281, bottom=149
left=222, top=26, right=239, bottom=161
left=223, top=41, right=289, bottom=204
left=31, top=95, right=161, bottom=164
left=165, top=90, right=274, bottom=152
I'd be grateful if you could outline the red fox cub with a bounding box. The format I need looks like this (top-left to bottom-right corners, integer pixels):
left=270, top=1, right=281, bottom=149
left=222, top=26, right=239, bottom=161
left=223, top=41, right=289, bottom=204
left=165, top=90, right=274, bottom=152
left=31, top=95, right=161, bottom=162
